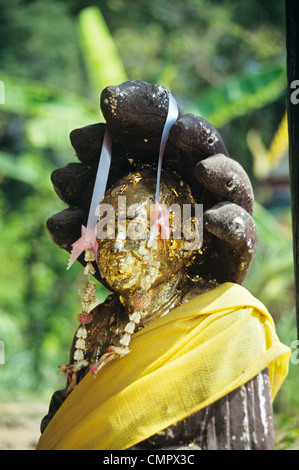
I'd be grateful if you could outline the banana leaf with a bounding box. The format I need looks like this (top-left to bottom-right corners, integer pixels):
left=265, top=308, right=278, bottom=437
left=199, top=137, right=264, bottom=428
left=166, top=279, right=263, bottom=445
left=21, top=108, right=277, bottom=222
left=78, top=7, right=128, bottom=94
left=189, top=64, right=287, bottom=127
left=0, top=73, right=99, bottom=151
left=244, top=202, right=294, bottom=312
left=0, top=72, right=97, bottom=119
left=247, top=111, right=289, bottom=180
left=0, top=4, right=130, bottom=152
left=0, top=150, right=53, bottom=191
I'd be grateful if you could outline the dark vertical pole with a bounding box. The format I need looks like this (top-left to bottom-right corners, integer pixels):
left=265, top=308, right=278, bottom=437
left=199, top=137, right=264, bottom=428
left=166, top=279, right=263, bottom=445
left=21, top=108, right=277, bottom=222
left=285, top=0, right=299, bottom=340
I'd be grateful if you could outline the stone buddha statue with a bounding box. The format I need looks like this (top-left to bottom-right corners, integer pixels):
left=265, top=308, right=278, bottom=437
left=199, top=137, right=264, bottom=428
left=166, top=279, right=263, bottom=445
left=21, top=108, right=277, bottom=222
left=37, top=81, right=289, bottom=451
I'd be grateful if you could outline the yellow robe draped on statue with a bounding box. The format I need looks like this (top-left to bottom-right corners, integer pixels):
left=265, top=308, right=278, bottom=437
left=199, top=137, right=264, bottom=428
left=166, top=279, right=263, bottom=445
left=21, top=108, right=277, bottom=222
left=36, top=282, right=290, bottom=450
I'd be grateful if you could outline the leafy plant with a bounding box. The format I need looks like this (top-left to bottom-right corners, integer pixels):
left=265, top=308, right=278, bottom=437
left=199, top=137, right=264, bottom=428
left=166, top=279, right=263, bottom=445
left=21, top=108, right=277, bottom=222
left=0, top=4, right=294, bottom=403
left=245, top=202, right=294, bottom=316
left=247, top=111, right=288, bottom=180
left=78, top=7, right=128, bottom=95
left=188, top=64, right=287, bottom=128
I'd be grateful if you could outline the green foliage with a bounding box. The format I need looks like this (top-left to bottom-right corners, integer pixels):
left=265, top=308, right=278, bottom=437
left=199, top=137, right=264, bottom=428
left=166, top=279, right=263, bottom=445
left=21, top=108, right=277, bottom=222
left=245, top=202, right=294, bottom=317
left=0, top=184, right=77, bottom=398
left=0, top=0, right=87, bottom=94
left=0, top=74, right=98, bottom=153
left=0, top=164, right=109, bottom=398
left=190, top=64, right=286, bottom=128
left=78, top=7, right=128, bottom=96
left=273, top=311, right=299, bottom=449
left=0, top=3, right=296, bottom=439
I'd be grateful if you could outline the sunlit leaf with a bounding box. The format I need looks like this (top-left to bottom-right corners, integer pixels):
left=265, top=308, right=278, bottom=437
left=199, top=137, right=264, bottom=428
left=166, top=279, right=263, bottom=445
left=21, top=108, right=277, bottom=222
left=189, top=65, right=286, bottom=127
left=247, top=112, right=289, bottom=180
left=0, top=72, right=97, bottom=118
left=0, top=150, right=53, bottom=190
left=78, top=7, right=128, bottom=94
left=0, top=73, right=99, bottom=150
left=244, top=202, right=294, bottom=311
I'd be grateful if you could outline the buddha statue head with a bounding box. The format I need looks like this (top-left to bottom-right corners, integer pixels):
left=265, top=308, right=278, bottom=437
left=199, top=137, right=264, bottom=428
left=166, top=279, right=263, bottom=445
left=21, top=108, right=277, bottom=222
left=96, top=168, right=203, bottom=329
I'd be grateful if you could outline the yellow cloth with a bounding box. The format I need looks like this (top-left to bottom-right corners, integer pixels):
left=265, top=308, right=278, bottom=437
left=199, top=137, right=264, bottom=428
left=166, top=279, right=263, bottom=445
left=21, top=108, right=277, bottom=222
left=36, top=283, right=290, bottom=450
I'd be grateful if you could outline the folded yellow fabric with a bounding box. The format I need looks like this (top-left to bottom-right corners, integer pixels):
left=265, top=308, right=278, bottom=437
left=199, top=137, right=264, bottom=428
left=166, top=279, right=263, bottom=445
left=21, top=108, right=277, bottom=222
left=36, top=282, right=290, bottom=450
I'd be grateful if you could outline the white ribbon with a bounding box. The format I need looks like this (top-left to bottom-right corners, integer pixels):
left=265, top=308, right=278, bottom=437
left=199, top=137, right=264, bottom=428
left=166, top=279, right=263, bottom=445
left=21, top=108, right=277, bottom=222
left=67, top=129, right=112, bottom=269
left=67, top=90, right=178, bottom=269
left=155, top=92, right=179, bottom=201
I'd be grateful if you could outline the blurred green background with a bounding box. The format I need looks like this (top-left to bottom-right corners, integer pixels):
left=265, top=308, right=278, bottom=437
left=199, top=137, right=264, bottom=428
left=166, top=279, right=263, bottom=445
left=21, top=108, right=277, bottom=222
left=0, top=0, right=297, bottom=449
